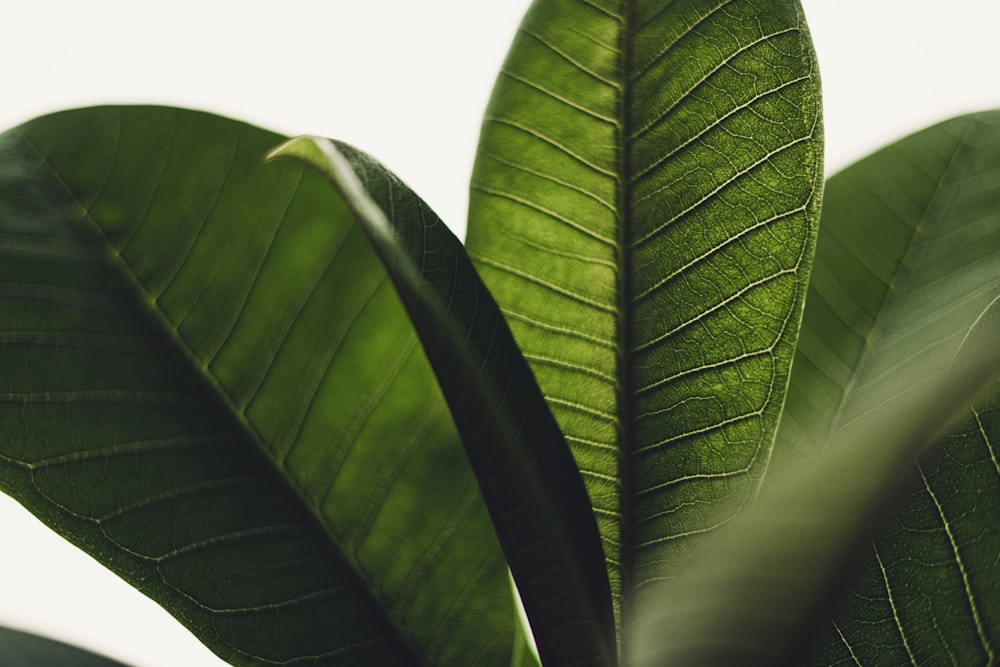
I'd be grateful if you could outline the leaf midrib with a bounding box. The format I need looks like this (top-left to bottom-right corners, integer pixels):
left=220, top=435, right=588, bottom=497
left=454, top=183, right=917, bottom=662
left=14, top=124, right=428, bottom=666
left=616, top=1, right=635, bottom=643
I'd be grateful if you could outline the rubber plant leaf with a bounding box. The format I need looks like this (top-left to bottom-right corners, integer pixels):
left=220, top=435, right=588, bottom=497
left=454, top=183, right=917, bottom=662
left=270, top=136, right=616, bottom=667
left=466, top=0, right=823, bottom=631
left=779, top=111, right=1000, bottom=665
left=0, top=106, right=520, bottom=667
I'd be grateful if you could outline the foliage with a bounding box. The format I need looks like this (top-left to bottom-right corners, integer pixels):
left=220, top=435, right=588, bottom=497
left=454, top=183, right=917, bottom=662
left=0, top=627, right=128, bottom=666
left=0, top=0, right=997, bottom=665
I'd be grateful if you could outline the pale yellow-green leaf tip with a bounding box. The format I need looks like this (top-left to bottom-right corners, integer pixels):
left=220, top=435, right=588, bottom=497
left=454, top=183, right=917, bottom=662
left=266, top=135, right=330, bottom=166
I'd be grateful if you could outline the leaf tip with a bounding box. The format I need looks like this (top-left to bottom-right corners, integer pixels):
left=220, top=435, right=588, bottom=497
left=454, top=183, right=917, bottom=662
left=265, top=134, right=331, bottom=166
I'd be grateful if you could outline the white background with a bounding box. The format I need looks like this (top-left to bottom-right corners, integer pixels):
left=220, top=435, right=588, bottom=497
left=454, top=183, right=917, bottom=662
left=2, top=1, right=999, bottom=665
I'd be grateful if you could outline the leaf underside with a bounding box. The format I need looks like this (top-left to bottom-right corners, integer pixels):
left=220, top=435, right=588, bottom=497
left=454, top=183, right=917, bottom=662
left=269, top=135, right=614, bottom=667
left=468, top=0, right=823, bottom=627
left=0, top=107, right=518, bottom=667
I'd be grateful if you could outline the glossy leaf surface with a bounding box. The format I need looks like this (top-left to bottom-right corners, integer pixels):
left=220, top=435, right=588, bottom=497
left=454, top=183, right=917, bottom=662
left=777, top=112, right=1000, bottom=665
left=270, top=136, right=614, bottom=667
left=467, top=0, right=823, bottom=621
left=0, top=107, right=518, bottom=666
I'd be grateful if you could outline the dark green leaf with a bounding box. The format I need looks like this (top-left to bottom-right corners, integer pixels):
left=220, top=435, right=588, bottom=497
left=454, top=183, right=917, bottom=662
left=777, top=111, right=1000, bottom=665
left=467, top=0, right=823, bottom=627
left=0, top=627, right=130, bottom=667
left=269, top=136, right=614, bottom=667
left=0, top=106, right=518, bottom=666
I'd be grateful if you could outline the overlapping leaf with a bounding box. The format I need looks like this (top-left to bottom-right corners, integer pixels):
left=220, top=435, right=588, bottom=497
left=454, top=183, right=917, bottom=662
left=467, top=0, right=822, bottom=623
left=270, top=136, right=614, bottom=667
left=626, top=303, right=1000, bottom=665
left=0, top=107, right=519, bottom=666
left=776, top=111, right=1000, bottom=665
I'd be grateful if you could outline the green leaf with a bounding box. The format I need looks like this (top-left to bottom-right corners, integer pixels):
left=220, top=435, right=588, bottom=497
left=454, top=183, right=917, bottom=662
left=269, top=136, right=615, bottom=667
left=0, top=627, right=131, bottom=667
left=777, top=112, right=1000, bottom=664
left=0, top=106, right=519, bottom=666
left=466, top=0, right=823, bottom=624
left=625, top=307, right=1000, bottom=666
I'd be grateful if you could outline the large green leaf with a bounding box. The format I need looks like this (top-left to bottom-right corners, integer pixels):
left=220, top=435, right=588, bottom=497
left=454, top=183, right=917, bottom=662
left=466, top=0, right=822, bottom=623
left=777, top=112, right=1000, bottom=664
left=269, top=136, right=615, bottom=667
left=0, top=106, right=519, bottom=666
